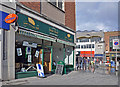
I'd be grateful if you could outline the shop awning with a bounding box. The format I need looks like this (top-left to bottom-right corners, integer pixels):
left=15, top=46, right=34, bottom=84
left=18, top=29, right=56, bottom=42
left=57, top=39, right=75, bottom=47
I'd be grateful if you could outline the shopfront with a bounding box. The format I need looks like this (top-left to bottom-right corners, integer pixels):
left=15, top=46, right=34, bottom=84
left=15, top=12, right=75, bottom=78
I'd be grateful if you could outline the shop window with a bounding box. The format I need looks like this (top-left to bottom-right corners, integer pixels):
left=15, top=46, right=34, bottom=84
left=92, top=44, right=94, bottom=48
left=87, top=44, right=89, bottom=48
left=15, top=42, right=42, bottom=73
left=84, top=45, right=87, bottom=49
left=81, top=45, right=84, bottom=49
left=89, top=44, right=91, bottom=48
left=48, top=0, right=64, bottom=11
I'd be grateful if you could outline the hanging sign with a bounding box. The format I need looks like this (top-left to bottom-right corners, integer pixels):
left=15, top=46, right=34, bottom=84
left=113, top=39, right=120, bottom=49
left=26, top=47, right=31, bottom=55
left=35, top=50, right=39, bottom=58
left=17, top=48, right=22, bottom=56
left=5, top=14, right=18, bottom=23
left=36, top=64, right=45, bottom=77
left=28, top=55, right=32, bottom=62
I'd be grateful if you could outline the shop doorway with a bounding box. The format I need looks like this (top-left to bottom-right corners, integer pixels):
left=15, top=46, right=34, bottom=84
left=43, top=47, right=52, bottom=74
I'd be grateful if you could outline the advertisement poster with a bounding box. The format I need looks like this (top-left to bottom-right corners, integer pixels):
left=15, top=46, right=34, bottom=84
left=26, top=47, right=31, bottom=54
left=28, top=55, right=32, bottom=62
left=17, top=48, right=22, bottom=56
left=35, top=50, right=39, bottom=58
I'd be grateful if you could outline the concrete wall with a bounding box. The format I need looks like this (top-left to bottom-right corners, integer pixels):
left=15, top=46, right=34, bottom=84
left=0, top=29, right=3, bottom=81
left=0, top=1, right=16, bottom=80
left=53, top=42, right=64, bottom=63
left=53, top=43, right=74, bottom=65
left=41, top=0, right=65, bottom=25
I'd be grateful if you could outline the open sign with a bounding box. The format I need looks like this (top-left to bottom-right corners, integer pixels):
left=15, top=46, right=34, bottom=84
left=5, top=14, right=18, bottom=23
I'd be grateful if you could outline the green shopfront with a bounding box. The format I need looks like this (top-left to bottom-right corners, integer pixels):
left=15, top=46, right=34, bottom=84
left=15, top=13, right=75, bottom=79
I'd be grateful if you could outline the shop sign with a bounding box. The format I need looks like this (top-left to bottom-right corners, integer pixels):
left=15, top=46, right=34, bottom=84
left=5, top=14, right=18, bottom=23
left=23, top=41, right=37, bottom=48
left=36, top=64, right=45, bottom=77
left=113, top=39, right=120, bottom=49
left=0, top=11, right=10, bottom=30
left=17, top=13, right=74, bottom=43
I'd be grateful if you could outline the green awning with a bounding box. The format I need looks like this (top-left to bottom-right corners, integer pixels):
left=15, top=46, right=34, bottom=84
left=57, top=39, right=75, bottom=47
left=18, top=29, right=56, bottom=42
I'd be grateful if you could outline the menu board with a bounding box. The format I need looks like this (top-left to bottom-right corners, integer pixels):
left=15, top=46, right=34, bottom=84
left=55, top=64, right=64, bottom=75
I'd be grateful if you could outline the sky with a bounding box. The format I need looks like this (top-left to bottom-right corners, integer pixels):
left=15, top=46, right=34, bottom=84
left=76, top=1, right=119, bottom=32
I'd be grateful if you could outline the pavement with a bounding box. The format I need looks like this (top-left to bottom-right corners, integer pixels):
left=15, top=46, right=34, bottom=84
left=2, top=66, right=119, bottom=85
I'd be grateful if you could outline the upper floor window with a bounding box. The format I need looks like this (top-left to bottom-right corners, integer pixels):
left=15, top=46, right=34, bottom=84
left=80, top=38, right=89, bottom=42
left=48, top=0, right=64, bottom=11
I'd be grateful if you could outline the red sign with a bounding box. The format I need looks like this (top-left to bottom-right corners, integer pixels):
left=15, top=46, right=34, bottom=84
left=80, top=51, right=94, bottom=57
left=5, top=14, right=18, bottom=23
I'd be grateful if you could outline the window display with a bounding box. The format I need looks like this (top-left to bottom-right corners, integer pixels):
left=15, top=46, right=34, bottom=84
left=15, top=41, right=42, bottom=73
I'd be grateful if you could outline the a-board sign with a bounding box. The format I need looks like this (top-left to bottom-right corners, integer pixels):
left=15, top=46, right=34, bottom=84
left=36, top=64, right=45, bottom=77
left=55, top=64, right=64, bottom=75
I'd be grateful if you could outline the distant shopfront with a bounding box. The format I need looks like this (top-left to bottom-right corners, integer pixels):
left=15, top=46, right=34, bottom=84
left=15, top=13, right=75, bottom=79
left=80, top=51, right=94, bottom=58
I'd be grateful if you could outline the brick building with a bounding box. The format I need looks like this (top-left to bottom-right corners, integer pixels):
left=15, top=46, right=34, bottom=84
left=0, top=0, right=76, bottom=80
left=104, top=31, right=120, bottom=62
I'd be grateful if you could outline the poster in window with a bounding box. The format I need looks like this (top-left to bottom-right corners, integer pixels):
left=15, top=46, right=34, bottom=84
left=28, top=55, right=32, bottom=62
left=26, top=47, right=31, bottom=54
left=17, top=48, right=22, bottom=56
left=35, top=50, right=39, bottom=58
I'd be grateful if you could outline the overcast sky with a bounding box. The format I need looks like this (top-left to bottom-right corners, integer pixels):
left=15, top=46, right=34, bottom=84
left=76, top=1, right=118, bottom=32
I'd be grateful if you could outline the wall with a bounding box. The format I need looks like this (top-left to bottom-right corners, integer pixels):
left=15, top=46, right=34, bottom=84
left=41, top=0, right=65, bottom=25
left=104, top=31, right=120, bottom=52
left=65, top=1, right=76, bottom=31
left=0, top=29, right=2, bottom=81
left=0, top=1, right=16, bottom=80
left=19, top=1, right=41, bottom=13
left=53, top=42, right=64, bottom=63
left=95, top=42, right=105, bottom=54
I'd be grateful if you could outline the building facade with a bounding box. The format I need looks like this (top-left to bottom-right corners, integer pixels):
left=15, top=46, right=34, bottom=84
left=104, top=31, right=120, bottom=62
left=76, top=30, right=105, bottom=62
left=0, top=0, right=76, bottom=80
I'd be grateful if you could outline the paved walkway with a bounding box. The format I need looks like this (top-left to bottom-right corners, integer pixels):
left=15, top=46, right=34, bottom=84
left=2, top=67, right=118, bottom=85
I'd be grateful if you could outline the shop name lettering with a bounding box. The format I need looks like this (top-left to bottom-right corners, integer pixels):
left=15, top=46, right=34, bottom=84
left=49, top=27, right=58, bottom=36
left=5, top=17, right=15, bottom=21
left=24, top=23, right=39, bottom=30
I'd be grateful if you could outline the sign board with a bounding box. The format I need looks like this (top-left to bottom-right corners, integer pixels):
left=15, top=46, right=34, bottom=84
left=113, top=39, right=120, bottom=49
left=0, top=11, right=10, bottom=30
left=5, top=14, right=18, bottom=23
left=36, top=64, right=45, bottom=77
left=17, top=13, right=74, bottom=43
left=23, top=41, right=37, bottom=48
left=55, top=64, right=64, bottom=75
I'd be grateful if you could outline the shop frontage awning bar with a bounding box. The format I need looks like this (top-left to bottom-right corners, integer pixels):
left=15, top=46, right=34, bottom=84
left=57, top=39, right=76, bottom=47
left=17, top=29, right=56, bottom=42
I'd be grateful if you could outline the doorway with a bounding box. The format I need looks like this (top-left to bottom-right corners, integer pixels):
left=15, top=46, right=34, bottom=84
left=43, top=47, right=52, bottom=74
